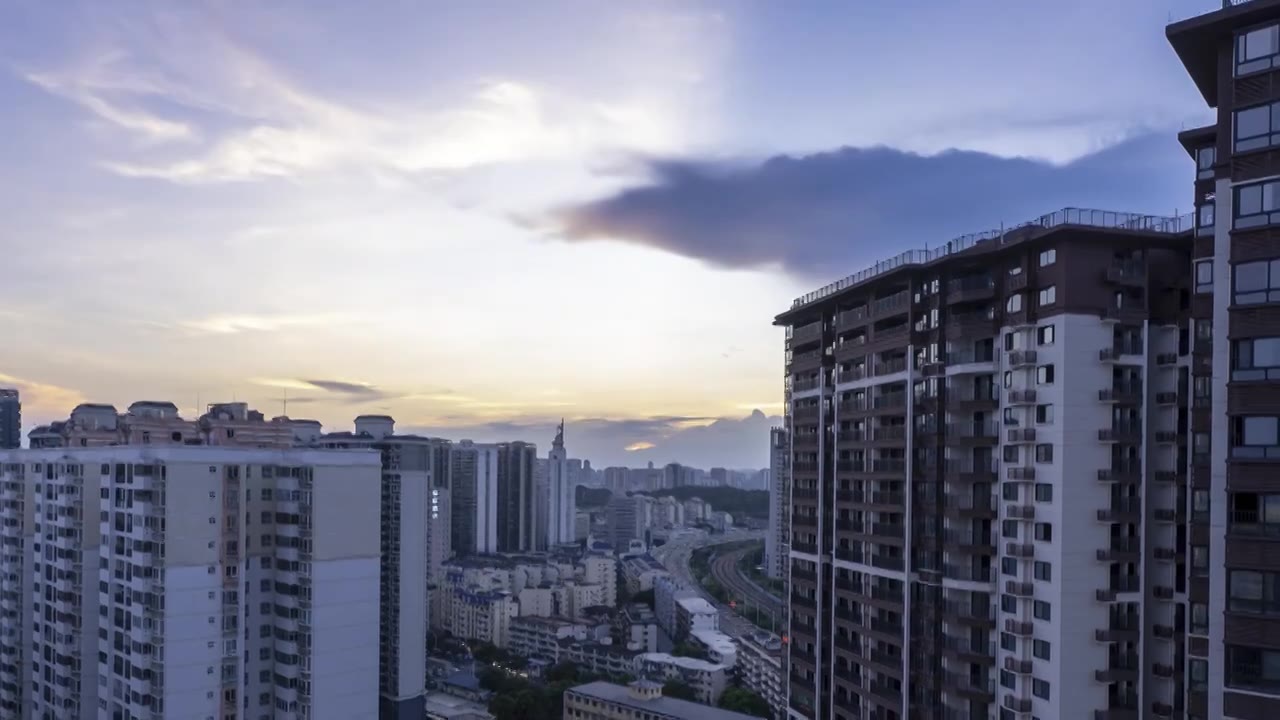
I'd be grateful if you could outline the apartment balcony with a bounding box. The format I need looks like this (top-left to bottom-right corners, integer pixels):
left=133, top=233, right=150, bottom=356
left=945, top=564, right=993, bottom=583
left=838, top=307, right=869, bottom=330
left=1098, top=384, right=1143, bottom=404
left=1006, top=542, right=1034, bottom=558
left=1101, top=304, right=1147, bottom=324
left=1008, top=350, right=1038, bottom=368
left=1153, top=585, right=1174, bottom=600
left=946, top=420, right=999, bottom=443
left=946, top=312, right=996, bottom=340
left=870, top=491, right=906, bottom=507
left=871, top=425, right=907, bottom=443
left=869, top=458, right=907, bottom=475
left=1004, top=618, right=1034, bottom=636
left=868, top=616, right=904, bottom=638
left=1003, top=657, right=1033, bottom=674
left=946, top=493, right=997, bottom=518
left=1105, top=261, right=1145, bottom=286
left=1007, top=465, right=1036, bottom=481
left=793, top=405, right=821, bottom=421
left=1155, top=391, right=1181, bottom=406
left=870, top=554, right=905, bottom=572
left=1098, top=424, right=1141, bottom=443
left=1151, top=703, right=1173, bottom=718
left=1153, top=624, right=1176, bottom=640
left=1093, top=697, right=1140, bottom=720
left=1097, top=498, right=1141, bottom=523
left=1095, top=620, right=1141, bottom=643
left=837, top=365, right=868, bottom=383
left=792, top=350, right=824, bottom=372
left=1096, top=538, right=1141, bottom=563
left=945, top=459, right=998, bottom=483
left=1099, top=342, right=1142, bottom=362
left=1154, top=430, right=1180, bottom=445
left=1005, top=580, right=1034, bottom=598
left=872, top=393, right=907, bottom=411
left=1152, top=663, right=1175, bottom=679
left=1007, top=389, right=1037, bottom=404
left=1096, top=576, right=1140, bottom=601
left=1098, top=460, right=1141, bottom=483
left=874, top=358, right=908, bottom=377
left=1153, top=508, right=1178, bottom=523
left=943, top=636, right=995, bottom=664
left=1006, top=428, right=1037, bottom=444
left=1006, top=504, right=1036, bottom=520
left=1094, top=654, right=1139, bottom=683
left=792, top=321, right=824, bottom=345
left=1155, top=352, right=1178, bottom=367
left=1003, top=695, right=1032, bottom=713
left=947, top=276, right=995, bottom=303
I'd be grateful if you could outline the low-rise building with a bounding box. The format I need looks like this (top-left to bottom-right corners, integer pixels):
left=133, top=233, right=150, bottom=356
left=508, top=616, right=588, bottom=661
left=620, top=604, right=659, bottom=653
left=621, top=554, right=669, bottom=595
left=689, top=628, right=737, bottom=668
left=436, top=588, right=518, bottom=648
left=425, top=692, right=493, bottom=720
left=635, top=653, right=731, bottom=704
left=560, top=640, right=640, bottom=679
left=654, top=575, right=699, bottom=638
left=564, top=681, right=760, bottom=720
left=675, top=596, right=719, bottom=639
left=736, top=631, right=783, bottom=719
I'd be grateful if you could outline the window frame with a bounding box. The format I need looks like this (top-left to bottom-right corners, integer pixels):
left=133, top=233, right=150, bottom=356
left=1233, top=259, right=1280, bottom=305
left=1038, top=286, right=1056, bottom=307
left=1038, top=248, right=1056, bottom=267
left=1234, top=180, right=1280, bottom=229
left=1036, top=325, right=1054, bottom=346
left=1006, top=293, right=1023, bottom=314
left=1195, top=260, right=1214, bottom=293
left=1237, top=24, right=1280, bottom=77
left=1234, top=101, right=1280, bottom=153
left=1234, top=337, right=1280, bottom=381
left=1233, top=416, right=1280, bottom=459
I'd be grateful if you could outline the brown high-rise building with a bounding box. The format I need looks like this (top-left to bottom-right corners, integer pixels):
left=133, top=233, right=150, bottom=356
left=1170, top=2, right=1280, bottom=718
left=775, top=207, right=1196, bottom=719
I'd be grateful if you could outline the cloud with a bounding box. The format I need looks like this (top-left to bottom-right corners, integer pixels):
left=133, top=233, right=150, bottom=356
left=176, top=313, right=352, bottom=335
left=301, top=379, right=389, bottom=397
left=404, top=409, right=778, bottom=468
left=550, top=133, right=1191, bottom=276
left=0, top=373, right=86, bottom=429
left=24, top=58, right=198, bottom=144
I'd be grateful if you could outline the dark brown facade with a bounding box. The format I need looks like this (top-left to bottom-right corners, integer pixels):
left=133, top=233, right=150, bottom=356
left=1170, top=2, right=1280, bottom=718
left=777, top=211, right=1192, bottom=720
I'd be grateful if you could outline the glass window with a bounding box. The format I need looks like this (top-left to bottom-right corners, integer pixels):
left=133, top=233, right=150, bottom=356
left=1037, top=365, right=1055, bottom=385
left=999, top=670, right=1015, bottom=690
left=1235, top=337, right=1280, bottom=381
left=1238, top=417, right=1280, bottom=453
left=1236, top=103, right=1276, bottom=152
left=1191, top=546, right=1209, bottom=576
left=1033, top=639, right=1050, bottom=660
left=1238, top=25, right=1280, bottom=75
left=1038, top=286, right=1056, bottom=307
left=1197, top=146, right=1216, bottom=171
left=1034, top=484, right=1052, bottom=502
left=1195, top=261, right=1214, bottom=293
left=1035, top=444, right=1053, bottom=463
left=1007, top=294, right=1023, bottom=313
left=1032, top=678, right=1050, bottom=700
left=1002, top=519, right=1018, bottom=539
left=1037, top=325, right=1054, bottom=345
left=1234, top=259, right=1280, bottom=304
left=1228, top=645, right=1280, bottom=692
left=1191, top=603, right=1209, bottom=634
left=1034, top=523, right=1052, bottom=542
left=1035, top=404, right=1053, bottom=424
left=1001, top=557, right=1017, bottom=576
left=1198, top=202, right=1215, bottom=232
left=1191, top=658, right=1208, bottom=692
left=1000, top=632, right=1016, bottom=651
left=1002, top=483, right=1019, bottom=501
left=1039, top=249, right=1056, bottom=267
left=1033, top=561, right=1051, bottom=581
left=1000, top=594, right=1017, bottom=613
left=1033, top=600, right=1051, bottom=620
left=1235, top=181, right=1280, bottom=228
left=1003, top=445, right=1019, bottom=463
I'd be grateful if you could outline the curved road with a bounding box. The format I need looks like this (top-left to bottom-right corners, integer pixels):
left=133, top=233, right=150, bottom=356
left=652, top=530, right=763, bottom=639
left=710, top=545, right=784, bottom=624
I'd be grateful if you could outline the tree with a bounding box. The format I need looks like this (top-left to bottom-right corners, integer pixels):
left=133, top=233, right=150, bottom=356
left=544, top=661, right=580, bottom=685
left=489, top=688, right=549, bottom=720
left=718, top=687, right=772, bottom=718
left=662, top=680, right=699, bottom=702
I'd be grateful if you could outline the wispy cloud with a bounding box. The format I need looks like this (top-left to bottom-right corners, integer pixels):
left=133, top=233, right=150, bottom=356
left=0, top=373, right=85, bottom=422
left=176, top=313, right=352, bottom=335
left=625, top=441, right=656, bottom=452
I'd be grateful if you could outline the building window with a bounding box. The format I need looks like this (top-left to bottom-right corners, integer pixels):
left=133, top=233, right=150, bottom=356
left=1036, top=365, right=1055, bottom=385
left=1033, top=600, right=1051, bottom=620
left=1034, top=444, right=1053, bottom=464
left=1234, top=337, right=1280, bottom=381
left=1002, top=520, right=1018, bottom=539
left=1228, top=645, right=1280, bottom=692
left=1032, top=678, right=1050, bottom=700
left=1195, top=260, right=1214, bottom=293
left=1237, top=25, right=1280, bottom=76
left=1035, top=404, right=1053, bottom=424
left=1000, top=670, right=1016, bottom=690
left=1193, top=489, right=1210, bottom=523
left=1229, top=570, right=1280, bottom=613
left=1003, top=445, right=1019, bottom=463
left=1001, top=557, right=1018, bottom=576
left=1194, top=376, right=1212, bottom=402
left=1039, top=249, right=1056, bottom=267
left=1190, top=658, right=1209, bottom=692
left=1000, top=632, right=1016, bottom=651
left=1033, top=639, right=1050, bottom=660
left=1233, top=416, right=1280, bottom=458
left=1191, top=546, right=1209, bottom=577
left=1198, top=203, right=1216, bottom=235
left=1191, top=602, right=1209, bottom=634
left=1033, top=561, right=1051, bottom=581
left=1033, top=523, right=1052, bottom=542
left=1003, top=483, right=1019, bottom=501
left=1235, top=180, right=1280, bottom=229
left=1235, top=102, right=1280, bottom=152
left=1038, top=286, right=1056, bottom=307
left=1037, top=325, right=1054, bottom=345
left=1001, top=594, right=1017, bottom=613
left=1234, top=259, right=1280, bottom=305
left=1003, top=371, right=1013, bottom=389
left=1007, top=294, right=1023, bottom=313
left=1034, top=484, right=1053, bottom=502
left=1197, top=146, right=1216, bottom=172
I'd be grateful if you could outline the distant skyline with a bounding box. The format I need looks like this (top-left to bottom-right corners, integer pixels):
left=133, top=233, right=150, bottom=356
left=1, top=0, right=1213, bottom=466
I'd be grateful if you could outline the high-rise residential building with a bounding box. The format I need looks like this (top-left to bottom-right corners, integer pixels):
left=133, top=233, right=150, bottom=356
left=547, top=421, right=577, bottom=546
left=0, top=388, right=18, bottom=449
left=316, top=415, right=442, bottom=720
left=496, top=441, right=537, bottom=553
left=604, top=466, right=628, bottom=494
left=775, top=207, right=1195, bottom=719
left=0, top=413, right=382, bottom=720
left=765, top=426, right=790, bottom=581
left=1170, top=3, right=1280, bottom=718
left=449, top=441, right=499, bottom=555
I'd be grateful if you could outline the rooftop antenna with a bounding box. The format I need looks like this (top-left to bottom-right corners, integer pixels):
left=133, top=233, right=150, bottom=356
left=282, top=388, right=288, bottom=417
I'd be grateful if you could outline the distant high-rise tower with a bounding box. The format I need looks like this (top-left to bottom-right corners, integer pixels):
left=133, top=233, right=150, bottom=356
left=765, top=426, right=789, bottom=581
left=547, top=420, right=577, bottom=546
left=450, top=441, right=499, bottom=555
left=495, top=441, right=537, bottom=552
left=0, top=388, right=18, bottom=449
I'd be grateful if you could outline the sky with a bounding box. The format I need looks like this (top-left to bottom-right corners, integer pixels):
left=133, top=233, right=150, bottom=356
left=0, top=0, right=1215, bottom=467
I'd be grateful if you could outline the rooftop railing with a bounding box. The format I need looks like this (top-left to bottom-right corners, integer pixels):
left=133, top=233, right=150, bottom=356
left=790, top=207, right=1191, bottom=309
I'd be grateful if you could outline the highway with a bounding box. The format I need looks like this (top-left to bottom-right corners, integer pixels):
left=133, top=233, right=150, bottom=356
left=651, top=530, right=773, bottom=639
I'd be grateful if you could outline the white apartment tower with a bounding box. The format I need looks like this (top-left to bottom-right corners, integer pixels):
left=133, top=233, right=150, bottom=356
left=450, top=442, right=499, bottom=555
left=547, top=420, right=576, bottom=547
